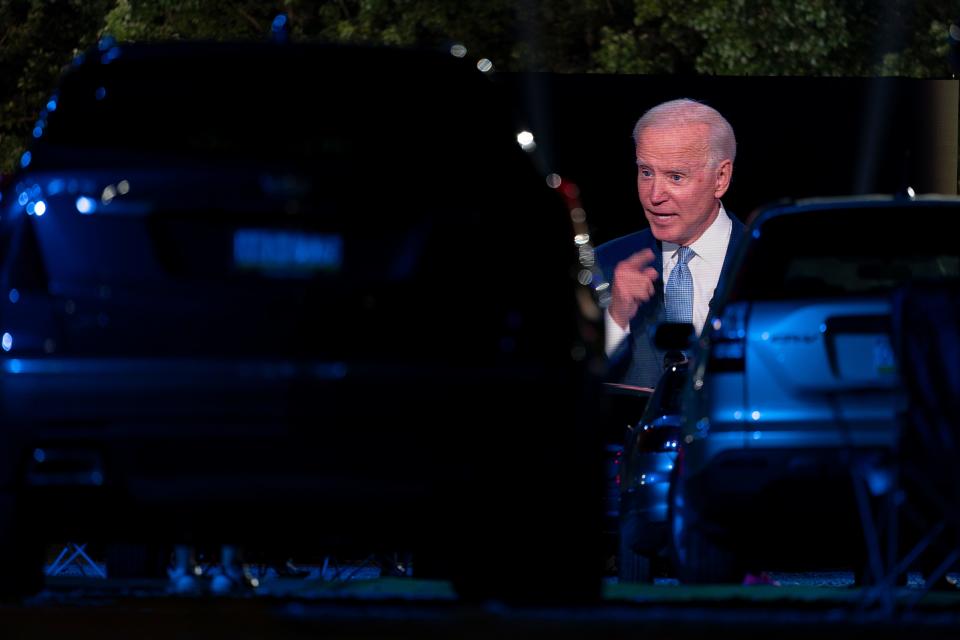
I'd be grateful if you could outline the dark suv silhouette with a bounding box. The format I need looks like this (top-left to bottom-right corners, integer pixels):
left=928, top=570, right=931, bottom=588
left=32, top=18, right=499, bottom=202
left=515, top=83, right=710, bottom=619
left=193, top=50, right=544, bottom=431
left=0, top=40, right=604, bottom=601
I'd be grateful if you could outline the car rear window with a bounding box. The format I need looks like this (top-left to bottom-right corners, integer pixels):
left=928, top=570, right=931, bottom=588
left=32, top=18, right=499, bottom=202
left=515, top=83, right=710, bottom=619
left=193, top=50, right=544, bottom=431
left=22, top=43, right=553, bottom=291
left=729, top=204, right=960, bottom=301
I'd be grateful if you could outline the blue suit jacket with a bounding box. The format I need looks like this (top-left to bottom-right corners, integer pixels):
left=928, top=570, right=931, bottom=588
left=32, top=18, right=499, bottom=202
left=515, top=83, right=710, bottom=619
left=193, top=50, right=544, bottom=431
left=595, top=214, right=745, bottom=388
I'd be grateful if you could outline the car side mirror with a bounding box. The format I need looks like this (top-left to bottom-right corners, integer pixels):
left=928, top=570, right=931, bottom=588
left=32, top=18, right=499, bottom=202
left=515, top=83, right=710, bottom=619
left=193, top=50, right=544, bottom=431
left=654, top=322, right=694, bottom=351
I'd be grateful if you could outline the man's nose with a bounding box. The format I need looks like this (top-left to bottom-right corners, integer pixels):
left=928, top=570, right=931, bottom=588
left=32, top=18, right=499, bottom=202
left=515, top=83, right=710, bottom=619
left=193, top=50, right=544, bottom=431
left=650, top=176, right=668, bottom=203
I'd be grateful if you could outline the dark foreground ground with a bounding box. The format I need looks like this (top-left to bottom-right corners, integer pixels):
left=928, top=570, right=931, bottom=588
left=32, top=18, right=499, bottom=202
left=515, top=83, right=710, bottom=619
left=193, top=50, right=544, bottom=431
left=2, top=565, right=959, bottom=640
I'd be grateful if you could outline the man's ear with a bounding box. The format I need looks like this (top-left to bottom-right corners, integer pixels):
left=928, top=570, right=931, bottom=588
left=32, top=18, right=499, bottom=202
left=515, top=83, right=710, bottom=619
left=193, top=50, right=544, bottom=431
left=713, top=159, right=733, bottom=198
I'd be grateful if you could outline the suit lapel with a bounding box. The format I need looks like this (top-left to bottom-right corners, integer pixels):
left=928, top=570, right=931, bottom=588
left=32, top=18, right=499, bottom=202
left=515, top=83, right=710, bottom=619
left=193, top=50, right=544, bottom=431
left=707, top=215, right=746, bottom=327
left=652, top=239, right=665, bottom=321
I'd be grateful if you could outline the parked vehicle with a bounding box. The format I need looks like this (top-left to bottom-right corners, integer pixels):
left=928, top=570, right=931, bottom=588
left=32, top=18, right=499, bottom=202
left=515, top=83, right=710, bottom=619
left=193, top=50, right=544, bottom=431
left=0, top=40, right=603, bottom=600
left=617, top=357, right=686, bottom=583
left=669, top=195, right=960, bottom=583
left=599, top=381, right=653, bottom=570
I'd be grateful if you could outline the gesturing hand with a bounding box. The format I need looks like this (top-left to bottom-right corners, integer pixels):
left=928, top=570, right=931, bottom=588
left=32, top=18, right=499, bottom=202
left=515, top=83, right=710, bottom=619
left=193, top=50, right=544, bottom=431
left=609, top=249, right=658, bottom=330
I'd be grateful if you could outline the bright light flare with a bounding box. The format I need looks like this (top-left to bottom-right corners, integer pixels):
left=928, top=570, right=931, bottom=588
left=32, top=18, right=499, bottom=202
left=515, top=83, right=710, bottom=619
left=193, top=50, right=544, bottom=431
left=516, top=130, right=535, bottom=152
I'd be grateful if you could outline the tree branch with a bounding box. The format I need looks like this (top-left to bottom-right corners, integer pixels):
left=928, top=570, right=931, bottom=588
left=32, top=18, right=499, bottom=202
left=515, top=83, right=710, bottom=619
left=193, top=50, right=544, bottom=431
left=233, top=6, right=263, bottom=35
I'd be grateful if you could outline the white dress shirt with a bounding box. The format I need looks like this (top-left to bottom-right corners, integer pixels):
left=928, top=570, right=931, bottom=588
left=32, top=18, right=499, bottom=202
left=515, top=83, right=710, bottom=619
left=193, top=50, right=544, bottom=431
left=605, top=205, right=733, bottom=356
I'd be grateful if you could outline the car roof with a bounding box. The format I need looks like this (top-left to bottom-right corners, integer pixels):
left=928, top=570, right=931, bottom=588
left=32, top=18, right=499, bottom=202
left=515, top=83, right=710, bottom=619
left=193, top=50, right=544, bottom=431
left=27, top=38, right=515, bottom=176
left=747, top=193, right=960, bottom=227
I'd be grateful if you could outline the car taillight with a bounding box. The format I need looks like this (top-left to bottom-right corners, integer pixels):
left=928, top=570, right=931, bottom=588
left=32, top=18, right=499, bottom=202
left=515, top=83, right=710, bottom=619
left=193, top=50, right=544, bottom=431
left=706, top=302, right=747, bottom=373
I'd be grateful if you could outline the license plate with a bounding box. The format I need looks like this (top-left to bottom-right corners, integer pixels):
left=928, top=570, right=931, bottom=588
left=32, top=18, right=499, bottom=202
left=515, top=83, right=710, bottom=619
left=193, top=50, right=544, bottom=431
left=233, top=229, right=342, bottom=275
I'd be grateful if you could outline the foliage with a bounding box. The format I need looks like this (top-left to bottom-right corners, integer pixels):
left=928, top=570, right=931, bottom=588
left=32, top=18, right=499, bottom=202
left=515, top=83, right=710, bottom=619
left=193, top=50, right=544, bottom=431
left=103, top=0, right=287, bottom=41
left=0, top=0, right=113, bottom=173
left=592, top=0, right=956, bottom=77
left=98, top=0, right=957, bottom=77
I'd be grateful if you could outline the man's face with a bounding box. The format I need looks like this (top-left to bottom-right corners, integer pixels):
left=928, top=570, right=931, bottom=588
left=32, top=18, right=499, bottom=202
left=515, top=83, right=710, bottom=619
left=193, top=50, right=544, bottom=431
left=635, top=123, right=731, bottom=246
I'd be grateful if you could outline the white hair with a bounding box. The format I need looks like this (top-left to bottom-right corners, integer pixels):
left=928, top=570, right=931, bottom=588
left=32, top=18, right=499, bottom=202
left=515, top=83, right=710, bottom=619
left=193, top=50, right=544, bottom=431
left=632, top=98, right=736, bottom=167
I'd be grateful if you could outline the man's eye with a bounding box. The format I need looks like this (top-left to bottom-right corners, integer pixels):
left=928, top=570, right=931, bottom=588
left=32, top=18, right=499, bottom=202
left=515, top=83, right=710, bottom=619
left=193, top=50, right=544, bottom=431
left=671, top=174, right=683, bottom=182
left=640, top=169, right=652, bottom=178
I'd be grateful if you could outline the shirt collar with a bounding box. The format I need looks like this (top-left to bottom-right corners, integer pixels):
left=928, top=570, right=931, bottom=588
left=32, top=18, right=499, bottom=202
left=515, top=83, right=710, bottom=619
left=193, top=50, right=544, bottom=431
left=662, top=203, right=732, bottom=266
